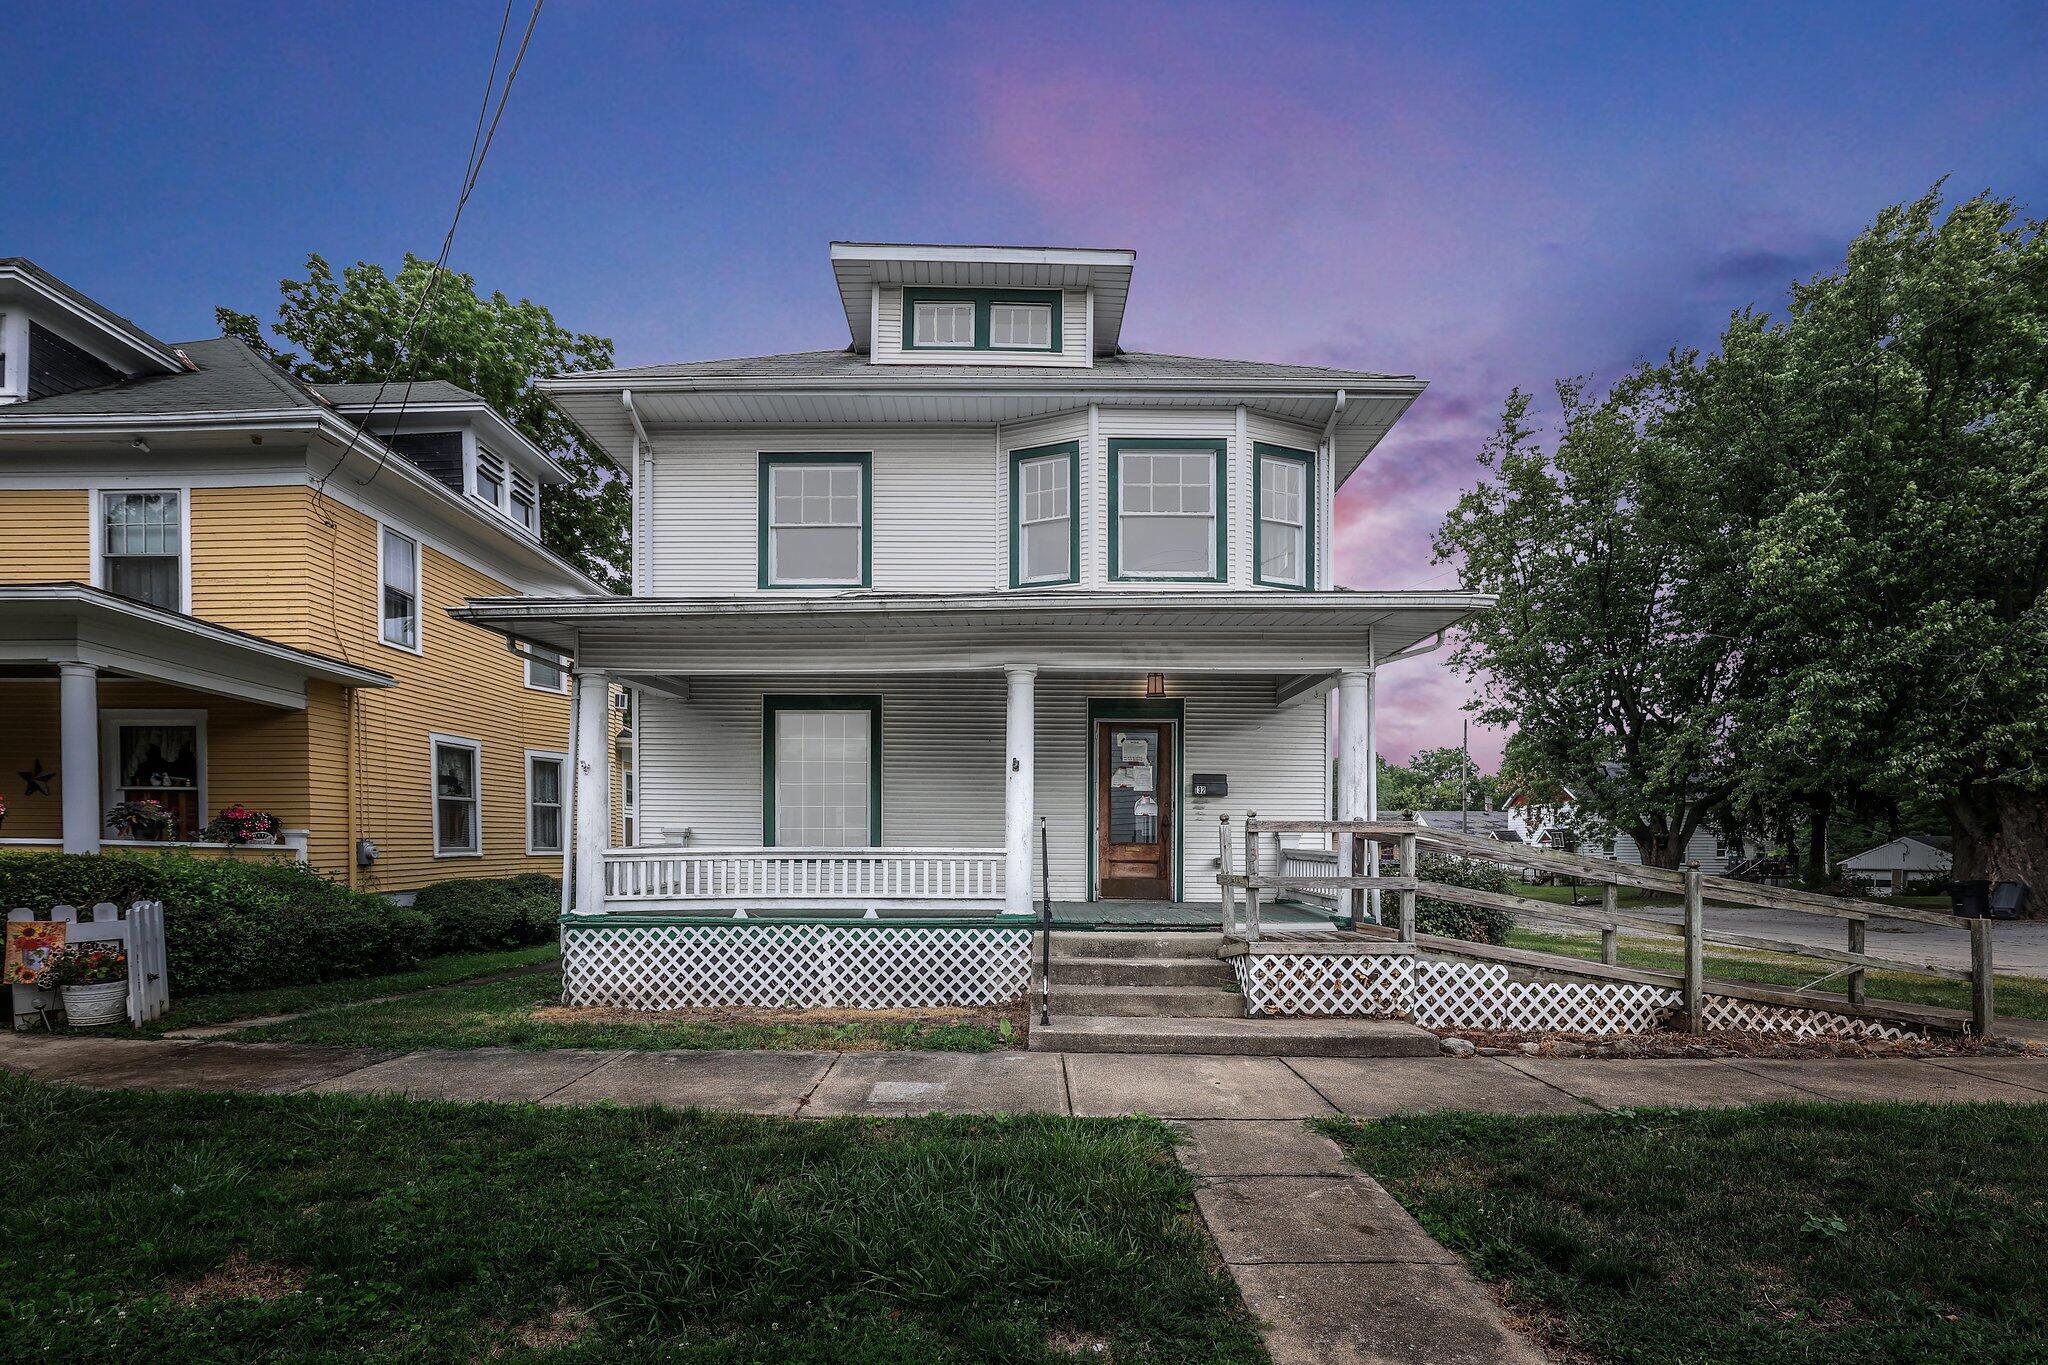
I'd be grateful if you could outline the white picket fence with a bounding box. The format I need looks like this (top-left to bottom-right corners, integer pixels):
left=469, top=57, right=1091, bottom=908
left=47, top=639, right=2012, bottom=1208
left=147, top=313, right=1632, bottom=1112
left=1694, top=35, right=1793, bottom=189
left=7, top=901, right=170, bottom=1028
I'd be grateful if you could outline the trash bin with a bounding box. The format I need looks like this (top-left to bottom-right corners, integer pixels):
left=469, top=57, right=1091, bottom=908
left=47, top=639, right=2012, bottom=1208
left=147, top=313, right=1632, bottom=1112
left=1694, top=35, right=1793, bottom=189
left=1951, top=880, right=1990, bottom=918
left=1989, top=881, right=2031, bottom=920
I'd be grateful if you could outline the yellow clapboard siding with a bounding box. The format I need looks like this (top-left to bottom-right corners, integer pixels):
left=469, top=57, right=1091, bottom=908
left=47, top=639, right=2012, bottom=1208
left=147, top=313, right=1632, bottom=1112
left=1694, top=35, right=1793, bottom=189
left=0, top=483, right=584, bottom=890
left=0, top=489, right=90, bottom=584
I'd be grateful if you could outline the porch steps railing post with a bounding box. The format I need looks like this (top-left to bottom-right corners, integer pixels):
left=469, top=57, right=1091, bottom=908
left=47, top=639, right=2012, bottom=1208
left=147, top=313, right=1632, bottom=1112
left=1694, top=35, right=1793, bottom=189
left=1681, top=862, right=1704, bottom=1032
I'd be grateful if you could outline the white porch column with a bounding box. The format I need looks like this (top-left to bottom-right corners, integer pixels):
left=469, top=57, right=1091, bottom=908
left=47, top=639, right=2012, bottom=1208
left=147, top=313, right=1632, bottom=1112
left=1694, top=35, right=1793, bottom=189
left=59, top=663, right=100, bottom=855
left=1003, top=665, right=1037, bottom=914
left=570, top=668, right=610, bottom=915
left=1335, top=668, right=1371, bottom=917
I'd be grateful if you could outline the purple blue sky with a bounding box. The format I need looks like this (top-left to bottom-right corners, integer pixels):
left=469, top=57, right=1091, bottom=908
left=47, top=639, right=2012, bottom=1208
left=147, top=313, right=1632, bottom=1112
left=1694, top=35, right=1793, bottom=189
left=8, top=2, right=2046, bottom=765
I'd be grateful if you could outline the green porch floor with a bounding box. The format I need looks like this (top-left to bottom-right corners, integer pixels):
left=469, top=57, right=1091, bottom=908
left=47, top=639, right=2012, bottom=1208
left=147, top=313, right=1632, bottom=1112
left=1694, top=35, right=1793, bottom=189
left=1048, top=900, right=1333, bottom=930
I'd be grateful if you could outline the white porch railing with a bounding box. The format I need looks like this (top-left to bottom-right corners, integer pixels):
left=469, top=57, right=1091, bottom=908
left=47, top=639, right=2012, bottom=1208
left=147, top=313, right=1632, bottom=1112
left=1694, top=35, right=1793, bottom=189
left=599, top=846, right=1006, bottom=909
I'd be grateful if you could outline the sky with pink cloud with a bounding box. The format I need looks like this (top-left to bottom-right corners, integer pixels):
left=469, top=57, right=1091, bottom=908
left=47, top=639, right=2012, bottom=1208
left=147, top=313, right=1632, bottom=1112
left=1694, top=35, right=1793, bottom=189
left=7, top=2, right=2045, bottom=766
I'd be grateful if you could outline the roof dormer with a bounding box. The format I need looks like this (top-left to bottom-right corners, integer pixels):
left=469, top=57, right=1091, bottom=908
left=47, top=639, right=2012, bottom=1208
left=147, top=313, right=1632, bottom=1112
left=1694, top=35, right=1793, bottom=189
left=0, top=258, right=185, bottom=405
left=828, top=242, right=1134, bottom=368
left=315, top=381, right=569, bottom=542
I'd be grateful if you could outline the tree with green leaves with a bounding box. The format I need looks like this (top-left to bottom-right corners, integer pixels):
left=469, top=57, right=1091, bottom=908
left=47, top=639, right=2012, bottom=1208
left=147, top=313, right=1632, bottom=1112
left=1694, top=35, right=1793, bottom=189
left=219, top=253, right=628, bottom=591
left=1377, top=746, right=1502, bottom=814
left=1691, top=188, right=2048, bottom=898
left=1435, top=372, right=1747, bottom=869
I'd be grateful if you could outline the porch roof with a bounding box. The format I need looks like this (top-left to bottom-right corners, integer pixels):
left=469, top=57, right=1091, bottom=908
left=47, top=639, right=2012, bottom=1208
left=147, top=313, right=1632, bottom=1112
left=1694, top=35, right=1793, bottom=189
left=0, top=583, right=396, bottom=709
left=452, top=589, right=1492, bottom=679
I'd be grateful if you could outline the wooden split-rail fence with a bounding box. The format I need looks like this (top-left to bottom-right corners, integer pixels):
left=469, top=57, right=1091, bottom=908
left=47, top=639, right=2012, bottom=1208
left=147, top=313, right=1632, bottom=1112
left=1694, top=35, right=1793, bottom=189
left=1218, top=816, right=1997, bottom=1037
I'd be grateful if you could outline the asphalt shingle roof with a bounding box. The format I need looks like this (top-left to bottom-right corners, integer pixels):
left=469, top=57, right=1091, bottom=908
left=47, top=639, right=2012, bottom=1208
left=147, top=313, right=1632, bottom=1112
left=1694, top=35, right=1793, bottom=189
left=571, top=349, right=1409, bottom=384
left=313, top=379, right=487, bottom=407
left=0, top=257, right=177, bottom=360
left=0, top=336, right=322, bottom=418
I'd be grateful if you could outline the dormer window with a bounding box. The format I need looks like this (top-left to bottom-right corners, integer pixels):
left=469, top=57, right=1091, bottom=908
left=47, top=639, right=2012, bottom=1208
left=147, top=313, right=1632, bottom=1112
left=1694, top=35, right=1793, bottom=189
left=913, top=299, right=975, bottom=348
left=990, top=302, right=1053, bottom=349
left=475, top=446, right=506, bottom=507
left=901, top=289, right=1062, bottom=354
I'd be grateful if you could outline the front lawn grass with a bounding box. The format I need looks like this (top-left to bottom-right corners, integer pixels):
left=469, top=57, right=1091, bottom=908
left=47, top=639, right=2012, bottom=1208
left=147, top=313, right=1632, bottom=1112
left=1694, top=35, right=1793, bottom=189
left=1322, top=1102, right=2048, bottom=1363
left=121, top=943, right=562, bottom=1034
left=1505, top=927, right=2048, bottom=1022
left=230, top=970, right=1021, bottom=1052
left=0, top=1075, right=1262, bottom=1363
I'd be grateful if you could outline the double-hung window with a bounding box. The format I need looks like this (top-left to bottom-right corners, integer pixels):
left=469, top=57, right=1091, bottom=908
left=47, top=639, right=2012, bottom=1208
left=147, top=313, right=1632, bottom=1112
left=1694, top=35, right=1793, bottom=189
left=764, top=697, right=880, bottom=847
left=902, top=289, right=1062, bottom=353
left=101, top=490, right=182, bottom=610
left=1110, top=439, right=1226, bottom=581
left=1010, top=442, right=1077, bottom=586
left=527, top=751, right=565, bottom=854
left=379, top=526, right=420, bottom=649
left=525, top=647, right=568, bottom=693
left=759, top=454, right=869, bottom=588
left=1254, top=444, right=1314, bottom=589
left=432, top=736, right=481, bottom=856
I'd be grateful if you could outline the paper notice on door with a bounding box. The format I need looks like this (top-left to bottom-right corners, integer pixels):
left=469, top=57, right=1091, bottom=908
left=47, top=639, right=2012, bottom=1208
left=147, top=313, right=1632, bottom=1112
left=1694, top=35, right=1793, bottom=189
left=1119, top=737, right=1149, bottom=763
left=1111, top=767, right=1136, bottom=789
left=1133, top=795, right=1158, bottom=819
left=1128, top=762, right=1154, bottom=793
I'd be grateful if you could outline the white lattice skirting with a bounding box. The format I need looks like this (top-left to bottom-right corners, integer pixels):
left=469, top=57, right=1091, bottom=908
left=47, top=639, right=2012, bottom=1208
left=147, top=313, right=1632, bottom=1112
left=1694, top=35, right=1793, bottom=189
left=561, top=923, right=1033, bottom=1011
left=1234, top=954, right=1928, bottom=1039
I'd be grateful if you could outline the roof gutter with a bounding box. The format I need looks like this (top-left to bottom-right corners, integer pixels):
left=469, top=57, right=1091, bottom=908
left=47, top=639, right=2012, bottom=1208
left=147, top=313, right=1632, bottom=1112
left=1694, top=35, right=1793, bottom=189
left=538, top=374, right=1424, bottom=402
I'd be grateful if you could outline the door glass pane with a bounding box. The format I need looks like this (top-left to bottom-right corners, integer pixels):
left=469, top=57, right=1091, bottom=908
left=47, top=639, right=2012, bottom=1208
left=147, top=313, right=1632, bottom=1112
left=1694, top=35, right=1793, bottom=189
left=1107, top=729, right=1159, bottom=845
left=775, top=709, right=871, bottom=846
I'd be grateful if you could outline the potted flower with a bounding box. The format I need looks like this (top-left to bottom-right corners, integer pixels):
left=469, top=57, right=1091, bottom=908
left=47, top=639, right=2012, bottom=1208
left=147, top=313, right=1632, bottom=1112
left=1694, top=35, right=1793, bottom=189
left=107, top=798, right=175, bottom=841
left=202, top=805, right=282, bottom=846
left=45, top=942, right=129, bottom=1027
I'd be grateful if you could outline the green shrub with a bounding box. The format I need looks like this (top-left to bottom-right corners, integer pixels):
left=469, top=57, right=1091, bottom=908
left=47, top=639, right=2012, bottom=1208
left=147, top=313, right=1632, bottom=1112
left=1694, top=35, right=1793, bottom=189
left=1415, top=852, right=1516, bottom=944
left=0, top=852, right=433, bottom=995
left=409, top=873, right=560, bottom=953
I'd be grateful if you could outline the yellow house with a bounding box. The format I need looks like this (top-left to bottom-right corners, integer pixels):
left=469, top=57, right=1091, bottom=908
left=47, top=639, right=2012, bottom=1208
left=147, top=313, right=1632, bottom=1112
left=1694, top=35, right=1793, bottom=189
left=0, top=258, right=623, bottom=893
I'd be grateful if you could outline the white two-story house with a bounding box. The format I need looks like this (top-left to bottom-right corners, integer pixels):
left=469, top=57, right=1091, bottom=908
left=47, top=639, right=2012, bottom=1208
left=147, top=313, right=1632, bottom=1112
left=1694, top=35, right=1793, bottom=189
left=457, top=243, right=1489, bottom=950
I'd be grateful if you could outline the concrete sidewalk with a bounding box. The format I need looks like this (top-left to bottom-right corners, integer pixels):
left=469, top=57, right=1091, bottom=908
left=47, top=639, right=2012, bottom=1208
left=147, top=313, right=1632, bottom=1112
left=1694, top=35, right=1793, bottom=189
left=11, top=1033, right=2048, bottom=1365
left=7, top=1032, right=2048, bottom=1116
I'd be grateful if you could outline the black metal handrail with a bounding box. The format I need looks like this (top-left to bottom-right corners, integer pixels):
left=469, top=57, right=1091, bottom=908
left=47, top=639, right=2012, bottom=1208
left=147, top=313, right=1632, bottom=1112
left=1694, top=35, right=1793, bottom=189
left=1038, top=815, right=1052, bottom=1025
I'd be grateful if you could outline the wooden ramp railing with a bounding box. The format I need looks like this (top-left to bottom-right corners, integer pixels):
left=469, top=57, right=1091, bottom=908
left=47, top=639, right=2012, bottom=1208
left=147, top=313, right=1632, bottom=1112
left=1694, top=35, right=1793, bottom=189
left=1218, top=817, right=1997, bottom=1037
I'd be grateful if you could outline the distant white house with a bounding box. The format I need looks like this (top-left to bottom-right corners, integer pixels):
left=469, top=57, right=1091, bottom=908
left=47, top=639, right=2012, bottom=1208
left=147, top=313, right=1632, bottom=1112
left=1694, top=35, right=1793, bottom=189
left=1501, top=789, right=1734, bottom=876
left=1841, top=835, right=1952, bottom=894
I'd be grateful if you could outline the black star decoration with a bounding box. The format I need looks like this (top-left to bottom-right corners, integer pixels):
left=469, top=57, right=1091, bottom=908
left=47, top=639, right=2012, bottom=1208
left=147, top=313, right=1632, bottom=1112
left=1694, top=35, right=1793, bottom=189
left=19, top=760, right=54, bottom=797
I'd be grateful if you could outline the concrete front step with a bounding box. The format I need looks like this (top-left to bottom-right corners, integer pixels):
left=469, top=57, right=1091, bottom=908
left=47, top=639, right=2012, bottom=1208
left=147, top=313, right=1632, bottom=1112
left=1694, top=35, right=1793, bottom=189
left=1048, top=955, right=1238, bottom=987
left=1049, top=931, right=1222, bottom=960
left=1031, top=1015, right=1442, bottom=1057
left=1051, top=984, right=1249, bottom=1018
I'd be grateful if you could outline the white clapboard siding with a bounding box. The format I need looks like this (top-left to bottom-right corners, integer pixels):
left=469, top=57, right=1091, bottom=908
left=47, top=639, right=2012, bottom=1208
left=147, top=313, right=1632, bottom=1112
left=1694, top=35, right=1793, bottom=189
left=647, top=426, right=999, bottom=594
left=872, top=287, right=1092, bottom=368
left=635, top=672, right=1328, bottom=903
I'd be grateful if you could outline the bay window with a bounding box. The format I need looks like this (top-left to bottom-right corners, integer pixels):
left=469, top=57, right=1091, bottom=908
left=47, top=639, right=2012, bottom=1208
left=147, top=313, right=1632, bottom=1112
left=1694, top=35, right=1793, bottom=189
left=1110, top=439, right=1227, bottom=582
left=1254, top=443, right=1314, bottom=588
left=1010, top=441, right=1077, bottom=586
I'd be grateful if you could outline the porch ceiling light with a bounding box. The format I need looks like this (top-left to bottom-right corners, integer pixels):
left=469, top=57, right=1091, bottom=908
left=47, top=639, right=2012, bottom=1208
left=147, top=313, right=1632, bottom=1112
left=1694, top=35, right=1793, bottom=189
left=1145, top=672, right=1166, bottom=698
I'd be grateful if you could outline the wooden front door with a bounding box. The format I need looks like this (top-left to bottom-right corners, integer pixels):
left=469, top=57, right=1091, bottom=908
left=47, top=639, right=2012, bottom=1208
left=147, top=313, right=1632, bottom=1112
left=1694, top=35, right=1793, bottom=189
left=1097, top=721, right=1174, bottom=900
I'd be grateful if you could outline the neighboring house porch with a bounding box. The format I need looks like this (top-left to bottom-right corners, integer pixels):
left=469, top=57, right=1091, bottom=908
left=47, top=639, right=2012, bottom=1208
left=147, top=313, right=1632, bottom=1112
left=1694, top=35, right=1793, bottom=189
left=0, top=582, right=392, bottom=857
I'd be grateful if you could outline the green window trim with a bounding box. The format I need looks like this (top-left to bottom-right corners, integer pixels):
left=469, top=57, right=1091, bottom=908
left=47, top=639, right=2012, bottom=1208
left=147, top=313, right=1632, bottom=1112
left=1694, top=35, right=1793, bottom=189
left=900, top=287, right=1064, bottom=354
left=1008, top=440, right=1081, bottom=588
left=756, top=452, right=872, bottom=590
left=761, top=695, right=884, bottom=846
left=1107, top=437, right=1230, bottom=584
left=1084, top=697, right=1186, bottom=903
left=1252, top=442, right=1316, bottom=590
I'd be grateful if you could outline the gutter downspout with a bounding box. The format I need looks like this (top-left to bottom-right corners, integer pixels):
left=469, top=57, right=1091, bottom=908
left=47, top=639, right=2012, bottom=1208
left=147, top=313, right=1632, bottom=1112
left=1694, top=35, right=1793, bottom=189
left=1319, top=390, right=1345, bottom=591
left=622, top=391, right=652, bottom=593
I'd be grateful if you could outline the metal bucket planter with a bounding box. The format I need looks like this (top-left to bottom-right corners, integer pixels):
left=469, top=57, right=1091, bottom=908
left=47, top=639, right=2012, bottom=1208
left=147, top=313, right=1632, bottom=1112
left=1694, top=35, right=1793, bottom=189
left=62, top=982, right=128, bottom=1028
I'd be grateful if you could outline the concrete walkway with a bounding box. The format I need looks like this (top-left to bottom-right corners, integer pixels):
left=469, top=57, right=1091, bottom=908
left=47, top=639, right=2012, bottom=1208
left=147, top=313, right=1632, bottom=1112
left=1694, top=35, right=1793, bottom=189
left=10, top=1031, right=2048, bottom=1115
left=12, top=1034, right=2048, bottom=1365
